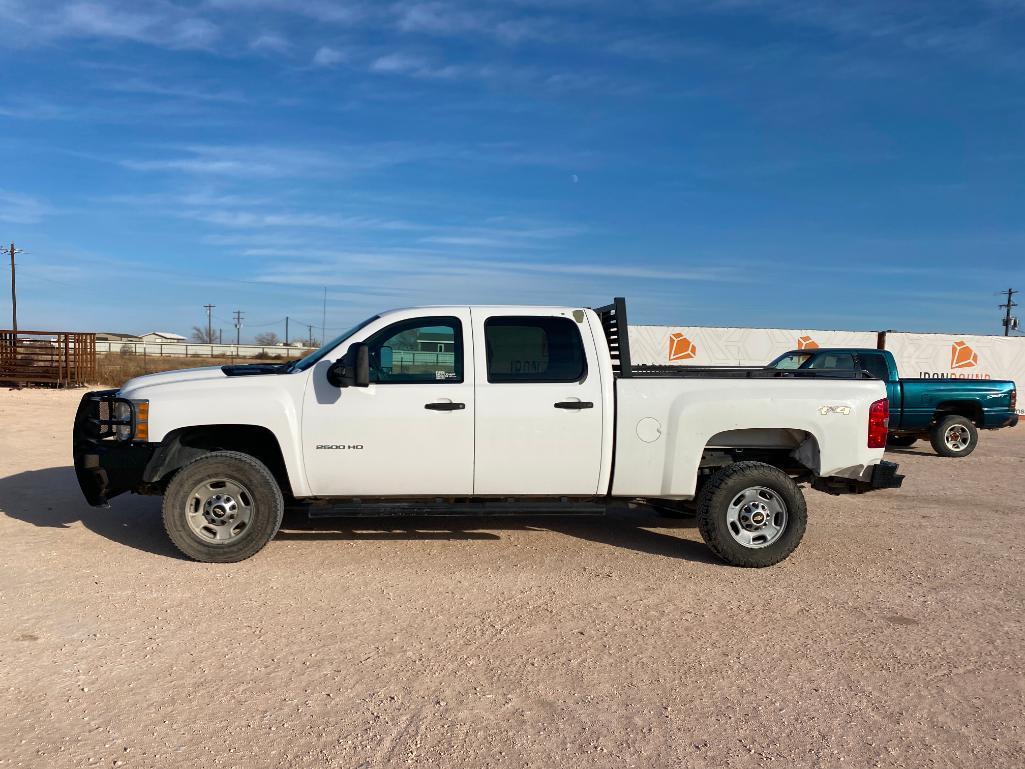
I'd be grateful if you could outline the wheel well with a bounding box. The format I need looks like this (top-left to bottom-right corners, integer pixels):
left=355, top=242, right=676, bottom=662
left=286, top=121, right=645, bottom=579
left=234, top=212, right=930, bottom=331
left=701, top=428, right=818, bottom=478
left=144, top=425, right=292, bottom=497
left=934, top=401, right=982, bottom=425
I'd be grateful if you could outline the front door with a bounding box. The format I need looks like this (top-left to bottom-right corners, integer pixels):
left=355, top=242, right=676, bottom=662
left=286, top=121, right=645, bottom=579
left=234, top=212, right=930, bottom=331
left=301, top=311, right=474, bottom=496
left=471, top=310, right=604, bottom=495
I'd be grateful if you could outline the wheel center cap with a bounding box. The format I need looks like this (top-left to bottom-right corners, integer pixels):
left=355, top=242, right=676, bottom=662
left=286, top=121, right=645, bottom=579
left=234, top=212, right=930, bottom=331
left=739, top=502, right=771, bottom=531
left=203, top=494, right=237, bottom=524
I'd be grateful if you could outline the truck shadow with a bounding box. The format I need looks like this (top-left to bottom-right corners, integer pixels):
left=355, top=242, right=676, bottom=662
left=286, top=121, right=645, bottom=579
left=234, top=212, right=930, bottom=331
left=276, top=504, right=717, bottom=564
left=0, top=466, right=715, bottom=564
left=885, top=447, right=935, bottom=457
left=0, top=466, right=185, bottom=559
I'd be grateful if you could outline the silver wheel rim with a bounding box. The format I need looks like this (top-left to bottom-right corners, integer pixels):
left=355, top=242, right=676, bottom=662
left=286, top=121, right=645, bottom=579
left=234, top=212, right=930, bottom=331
left=185, top=478, right=255, bottom=543
left=944, top=424, right=971, bottom=452
left=725, top=486, right=788, bottom=549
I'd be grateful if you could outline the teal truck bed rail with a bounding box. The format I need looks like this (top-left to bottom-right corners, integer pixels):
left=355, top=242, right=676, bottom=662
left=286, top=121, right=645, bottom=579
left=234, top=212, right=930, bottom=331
left=769, top=348, right=1017, bottom=457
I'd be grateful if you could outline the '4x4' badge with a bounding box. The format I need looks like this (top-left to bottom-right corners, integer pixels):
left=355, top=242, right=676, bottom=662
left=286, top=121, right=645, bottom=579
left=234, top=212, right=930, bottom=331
left=819, top=405, right=852, bottom=416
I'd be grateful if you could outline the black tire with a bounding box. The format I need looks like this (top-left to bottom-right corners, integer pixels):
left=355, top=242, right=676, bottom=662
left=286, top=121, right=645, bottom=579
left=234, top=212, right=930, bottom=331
left=929, top=415, right=978, bottom=458
left=887, top=434, right=918, bottom=448
left=649, top=500, right=696, bottom=518
left=162, top=451, right=284, bottom=562
left=696, top=462, right=807, bottom=568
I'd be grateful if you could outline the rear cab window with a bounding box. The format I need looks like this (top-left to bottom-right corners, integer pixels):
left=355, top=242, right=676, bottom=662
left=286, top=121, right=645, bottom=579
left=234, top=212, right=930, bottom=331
left=805, top=353, right=856, bottom=370
left=858, top=354, right=891, bottom=381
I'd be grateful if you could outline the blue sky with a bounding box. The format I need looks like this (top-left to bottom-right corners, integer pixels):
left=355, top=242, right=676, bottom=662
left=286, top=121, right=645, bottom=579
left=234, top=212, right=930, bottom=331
left=1, top=0, right=1024, bottom=341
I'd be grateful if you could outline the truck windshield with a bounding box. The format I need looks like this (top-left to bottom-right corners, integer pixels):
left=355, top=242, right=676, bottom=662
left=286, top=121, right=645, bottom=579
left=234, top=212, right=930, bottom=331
left=289, top=315, right=380, bottom=372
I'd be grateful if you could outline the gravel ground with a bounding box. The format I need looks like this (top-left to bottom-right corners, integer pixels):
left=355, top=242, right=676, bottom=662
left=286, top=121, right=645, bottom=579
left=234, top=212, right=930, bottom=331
left=1, top=388, right=1023, bottom=768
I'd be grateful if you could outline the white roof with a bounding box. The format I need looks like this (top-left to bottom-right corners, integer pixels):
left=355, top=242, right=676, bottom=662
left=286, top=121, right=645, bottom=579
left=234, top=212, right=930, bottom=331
left=144, top=331, right=187, bottom=340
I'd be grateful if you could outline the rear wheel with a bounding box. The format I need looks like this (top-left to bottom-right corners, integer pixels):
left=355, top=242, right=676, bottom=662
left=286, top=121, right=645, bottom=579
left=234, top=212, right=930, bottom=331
left=929, top=415, right=978, bottom=458
left=887, top=434, right=918, bottom=447
left=696, top=462, right=807, bottom=567
left=163, top=451, right=284, bottom=562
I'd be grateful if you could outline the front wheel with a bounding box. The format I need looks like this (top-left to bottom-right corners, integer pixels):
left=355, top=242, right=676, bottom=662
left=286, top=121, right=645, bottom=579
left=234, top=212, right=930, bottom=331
left=696, top=462, right=807, bottom=567
left=162, top=451, right=284, bottom=562
left=929, top=415, right=978, bottom=458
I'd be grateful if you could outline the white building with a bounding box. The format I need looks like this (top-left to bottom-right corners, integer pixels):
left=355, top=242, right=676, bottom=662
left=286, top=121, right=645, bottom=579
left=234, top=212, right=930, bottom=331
left=141, top=331, right=187, bottom=344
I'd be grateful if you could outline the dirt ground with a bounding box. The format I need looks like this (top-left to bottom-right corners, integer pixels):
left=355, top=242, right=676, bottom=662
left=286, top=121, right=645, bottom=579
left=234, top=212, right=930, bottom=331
left=1, top=388, right=1022, bottom=768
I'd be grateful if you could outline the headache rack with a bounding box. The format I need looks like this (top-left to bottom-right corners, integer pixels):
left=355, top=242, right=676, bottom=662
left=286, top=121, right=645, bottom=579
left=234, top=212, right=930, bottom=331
left=593, top=297, right=633, bottom=377
left=593, top=297, right=876, bottom=380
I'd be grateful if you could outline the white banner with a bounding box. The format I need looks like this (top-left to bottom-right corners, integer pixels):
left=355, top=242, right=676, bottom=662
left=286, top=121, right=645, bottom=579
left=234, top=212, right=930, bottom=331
left=630, top=325, right=1023, bottom=416
left=630, top=325, right=878, bottom=367
left=884, top=332, right=1025, bottom=415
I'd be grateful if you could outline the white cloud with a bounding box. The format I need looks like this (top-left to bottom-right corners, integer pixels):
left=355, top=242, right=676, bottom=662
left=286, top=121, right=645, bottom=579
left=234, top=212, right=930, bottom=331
left=312, top=45, right=346, bottom=66
left=56, top=2, right=221, bottom=50
left=206, top=0, right=363, bottom=24
left=184, top=209, right=417, bottom=230
left=0, top=189, right=52, bottom=224
left=105, top=77, right=247, bottom=103
left=368, top=52, right=467, bottom=79
left=118, top=144, right=356, bottom=178
left=250, top=32, right=290, bottom=53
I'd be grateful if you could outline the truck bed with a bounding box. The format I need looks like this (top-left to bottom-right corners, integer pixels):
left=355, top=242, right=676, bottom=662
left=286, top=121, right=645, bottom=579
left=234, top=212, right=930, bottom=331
left=630, top=365, right=875, bottom=380
left=593, top=298, right=873, bottom=381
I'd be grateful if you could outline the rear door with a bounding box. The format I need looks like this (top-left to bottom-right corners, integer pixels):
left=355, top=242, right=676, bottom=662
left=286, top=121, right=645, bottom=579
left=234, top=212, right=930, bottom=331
left=471, top=309, right=604, bottom=495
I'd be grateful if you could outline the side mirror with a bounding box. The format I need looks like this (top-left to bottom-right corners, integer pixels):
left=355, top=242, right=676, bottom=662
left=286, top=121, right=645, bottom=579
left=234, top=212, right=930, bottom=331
left=327, top=343, right=370, bottom=388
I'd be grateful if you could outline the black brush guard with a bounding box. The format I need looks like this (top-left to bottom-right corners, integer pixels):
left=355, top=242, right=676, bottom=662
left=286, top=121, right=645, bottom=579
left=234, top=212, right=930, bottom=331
left=73, top=390, right=154, bottom=506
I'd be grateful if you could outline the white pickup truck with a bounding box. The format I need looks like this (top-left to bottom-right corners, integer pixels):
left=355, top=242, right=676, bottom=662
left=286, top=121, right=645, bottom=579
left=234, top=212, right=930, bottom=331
left=74, top=298, right=903, bottom=567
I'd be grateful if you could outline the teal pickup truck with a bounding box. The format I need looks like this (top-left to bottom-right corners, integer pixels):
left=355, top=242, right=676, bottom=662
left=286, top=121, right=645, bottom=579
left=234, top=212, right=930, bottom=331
left=769, top=348, right=1018, bottom=457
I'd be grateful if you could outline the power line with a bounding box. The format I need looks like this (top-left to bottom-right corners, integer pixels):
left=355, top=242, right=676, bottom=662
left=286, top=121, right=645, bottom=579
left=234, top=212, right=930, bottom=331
left=999, top=288, right=1018, bottom=336
left=203, top=304, right=215, bottom=344
left=233, top=310, right=244, bottom=346
left=6, top=242, right=25, bottom=331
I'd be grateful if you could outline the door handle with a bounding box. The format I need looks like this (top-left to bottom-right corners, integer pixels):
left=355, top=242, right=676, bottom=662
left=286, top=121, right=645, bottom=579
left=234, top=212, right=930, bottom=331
left=554, top=401, right=594, bottom=409
left=425, top=402, right=466, bottom=411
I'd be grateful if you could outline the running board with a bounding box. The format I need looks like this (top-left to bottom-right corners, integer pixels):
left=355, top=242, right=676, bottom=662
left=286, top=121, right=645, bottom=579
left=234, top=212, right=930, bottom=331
left=301, top=498, right=608, bottom=519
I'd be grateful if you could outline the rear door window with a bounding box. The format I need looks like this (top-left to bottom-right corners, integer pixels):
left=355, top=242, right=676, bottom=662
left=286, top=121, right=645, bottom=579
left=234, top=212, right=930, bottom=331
left=484, top=317, right=587, bottom=383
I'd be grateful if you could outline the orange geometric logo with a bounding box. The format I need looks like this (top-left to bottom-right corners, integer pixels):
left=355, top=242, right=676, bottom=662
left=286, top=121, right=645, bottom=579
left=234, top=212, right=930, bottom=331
left=950, top=341, right=977, bottom=369
left=797, top=335, right=819, bottom=350
left=668, top=332, right=697, bottom=361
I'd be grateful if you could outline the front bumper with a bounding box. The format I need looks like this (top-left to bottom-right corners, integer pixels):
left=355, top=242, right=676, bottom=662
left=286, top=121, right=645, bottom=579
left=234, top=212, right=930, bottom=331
left=811, top=460, right=905, bottom=496
left=73, top=390, right=154, bottom=506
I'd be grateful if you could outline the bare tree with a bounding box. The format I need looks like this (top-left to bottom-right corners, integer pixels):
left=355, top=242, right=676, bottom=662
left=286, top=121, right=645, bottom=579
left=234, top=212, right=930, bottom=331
left=255, top=331, right=280, bottom=346
left=191, top=325, right=217, bottom=343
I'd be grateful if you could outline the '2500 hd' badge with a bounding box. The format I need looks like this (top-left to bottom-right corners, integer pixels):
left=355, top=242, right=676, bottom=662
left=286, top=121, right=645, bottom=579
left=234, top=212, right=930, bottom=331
left=316, top=444, right=364, bottom=450
left=818, top=406, right=852, bottom=416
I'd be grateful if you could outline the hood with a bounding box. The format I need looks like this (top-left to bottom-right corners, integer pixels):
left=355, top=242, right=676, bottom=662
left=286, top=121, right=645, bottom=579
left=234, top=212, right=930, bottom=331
left=120, top=365, right=226, bottom=395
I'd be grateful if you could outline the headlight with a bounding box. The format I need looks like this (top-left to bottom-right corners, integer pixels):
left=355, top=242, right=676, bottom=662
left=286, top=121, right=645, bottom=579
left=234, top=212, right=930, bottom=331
left=113, top=401, right=132, bottom=441
left=113, top=399, right=149, bottom=442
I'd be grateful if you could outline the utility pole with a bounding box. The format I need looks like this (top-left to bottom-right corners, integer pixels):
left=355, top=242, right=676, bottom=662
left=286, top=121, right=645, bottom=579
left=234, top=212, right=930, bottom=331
left=285, top=316, right=289, bottom=346
left=1000, top=288, right=1018, bottom=336
left=203, top=304, right=215, bottom=344
left=308, top=323, right=314, bottom=346
left=8, top=242, right=25, bottom=331
left=233, top=310, right=244, bottom=346
left=219, top=329, right=223, bottom=344
left=322, top=287, right=327, bottom=349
